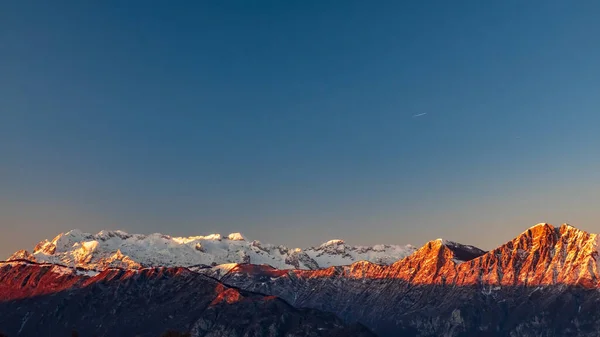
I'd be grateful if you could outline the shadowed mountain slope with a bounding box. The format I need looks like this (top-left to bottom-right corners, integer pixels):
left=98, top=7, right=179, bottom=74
left=0, top=261, right=374, bottom=337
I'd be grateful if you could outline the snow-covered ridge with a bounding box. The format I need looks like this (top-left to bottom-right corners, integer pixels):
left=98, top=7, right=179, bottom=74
left=9, top=229, right=416, bottom=270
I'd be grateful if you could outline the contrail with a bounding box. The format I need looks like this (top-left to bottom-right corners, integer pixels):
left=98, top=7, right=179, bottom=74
left=412, top=113, right=427, bottom=117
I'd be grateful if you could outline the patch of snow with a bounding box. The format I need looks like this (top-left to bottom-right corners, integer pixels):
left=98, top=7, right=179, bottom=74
left=76, top=269, right=100, bottom=277
left=50, top=265, right=75, bottom=276
left=18, top=312, right=31, bottom=335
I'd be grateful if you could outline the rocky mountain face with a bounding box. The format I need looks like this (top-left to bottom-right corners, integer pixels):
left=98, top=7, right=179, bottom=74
left=0, top=260, right=374, bottom=337
left=209, top=224, right=600, bottom=337
left=8, top=229, right=415, bottom=270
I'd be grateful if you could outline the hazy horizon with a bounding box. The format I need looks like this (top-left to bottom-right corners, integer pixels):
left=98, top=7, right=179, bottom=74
left=2, top=1, right=600, bottom=259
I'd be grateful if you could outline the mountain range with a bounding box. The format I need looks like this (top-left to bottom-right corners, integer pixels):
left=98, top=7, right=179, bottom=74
left=8, top=229, right=415, bottom=270
left=213, top=223, right=600, bottom=336
left=2, top=223, right=600, bottom=337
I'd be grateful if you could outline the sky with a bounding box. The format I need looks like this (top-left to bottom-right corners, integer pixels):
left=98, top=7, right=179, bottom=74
left=1, top=1, right=600, bottom=258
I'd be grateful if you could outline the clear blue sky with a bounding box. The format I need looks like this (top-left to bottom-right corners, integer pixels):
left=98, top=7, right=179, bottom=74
left=2, top=1, right=600, bottom=257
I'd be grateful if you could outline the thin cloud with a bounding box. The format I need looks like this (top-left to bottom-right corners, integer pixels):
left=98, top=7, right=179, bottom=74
left=412, top=113, right=427, bottom=118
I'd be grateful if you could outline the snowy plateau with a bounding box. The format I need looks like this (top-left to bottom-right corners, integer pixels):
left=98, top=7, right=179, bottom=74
left=8, top=229, right=416, bottom=270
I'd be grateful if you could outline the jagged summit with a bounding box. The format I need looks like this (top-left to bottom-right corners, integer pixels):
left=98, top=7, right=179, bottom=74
left=345, top=222, right=599, bottom=287
left=520, top=222, right=556, bottom=236
left=454, top=222, right=600, bottom=287
left=10, top=229, right=415, bottom=270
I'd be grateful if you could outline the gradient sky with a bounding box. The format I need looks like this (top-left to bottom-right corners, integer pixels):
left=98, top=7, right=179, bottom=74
left=2, top=1, right=600, bottom=258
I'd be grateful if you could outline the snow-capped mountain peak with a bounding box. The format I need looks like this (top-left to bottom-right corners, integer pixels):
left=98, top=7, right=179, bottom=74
left=226, top=233, right=245, bottom=241
left=320, top=239, right=345, bottom=247
left=10, top=229, right=416, bottom=270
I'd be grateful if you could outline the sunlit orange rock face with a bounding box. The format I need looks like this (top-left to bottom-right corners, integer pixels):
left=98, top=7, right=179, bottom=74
left=211, top=284, right=243, bottom=305
left=344, top=260, right=387, bottom=278
left=0, top=262, right=84, bottom=300
left=327, top=238, right=485, bottom=283
left=387, top=239, right=463, bottom=283
left=229, top=263, right=289, bottom=278
left=232, top=223, right=600, bottom=289
left=455, top=223, right=600, bottom=287
left=296, top=265, right=342, bottom=278
left=0, top=263, right=195, bottom=301
left=343, top=224, right=600, bottom=288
